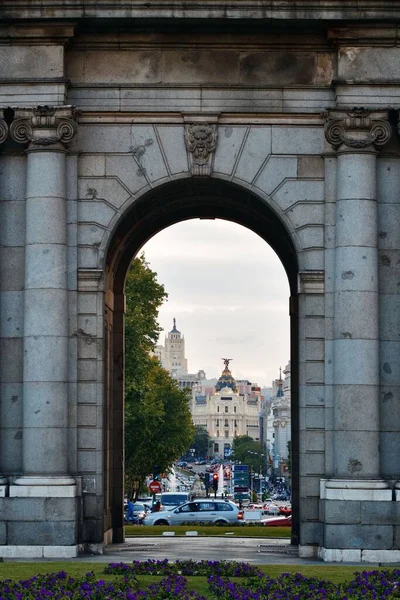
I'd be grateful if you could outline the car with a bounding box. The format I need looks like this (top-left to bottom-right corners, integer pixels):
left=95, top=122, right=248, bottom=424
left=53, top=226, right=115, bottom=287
left=124, top=502, right=151, bottom=524
left=159, top=491, right=191, bottom=510
left=261, top=514, right=292, bottom=527
left=142, top=499, right=244, bottom=526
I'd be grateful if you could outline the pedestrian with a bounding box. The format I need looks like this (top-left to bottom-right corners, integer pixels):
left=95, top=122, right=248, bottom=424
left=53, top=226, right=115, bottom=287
left=126, top=498, right=134, bottom=523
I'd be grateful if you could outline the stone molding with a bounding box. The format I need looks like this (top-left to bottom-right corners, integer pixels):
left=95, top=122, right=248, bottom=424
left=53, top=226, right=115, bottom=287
left=0, top=545, right=79, bottom=559
left=324, top=109, right=391, bottom=151
left=0, top=111, right=8, bottom=145
left=320, top=478, right=391, bottom=501
left=78, top=268, right=104, bottom=292
left=184, top=122, right=218, bottom=176
left=299, top=270, right=324, bottom=294
left=10, top=105, right=77, bottom=149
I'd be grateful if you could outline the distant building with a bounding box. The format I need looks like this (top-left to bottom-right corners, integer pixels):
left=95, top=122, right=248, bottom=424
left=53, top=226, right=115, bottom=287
left=154, top=318, right=206, bottom=390
left=265, top=364, right=291, bottom=477
left=191, top=359, right=262, bottom=459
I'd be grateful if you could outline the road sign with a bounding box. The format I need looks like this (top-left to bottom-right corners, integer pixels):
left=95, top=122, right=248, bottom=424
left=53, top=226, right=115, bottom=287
left=149, top=480, right=162, bottom=494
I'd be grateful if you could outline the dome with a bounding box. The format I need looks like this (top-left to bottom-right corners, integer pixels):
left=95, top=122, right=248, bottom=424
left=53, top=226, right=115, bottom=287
left=215, top=360, right=238, bottom=393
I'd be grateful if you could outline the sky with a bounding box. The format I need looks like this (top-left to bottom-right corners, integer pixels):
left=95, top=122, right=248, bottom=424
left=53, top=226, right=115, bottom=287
left=141, top=219, right=290, bottom=388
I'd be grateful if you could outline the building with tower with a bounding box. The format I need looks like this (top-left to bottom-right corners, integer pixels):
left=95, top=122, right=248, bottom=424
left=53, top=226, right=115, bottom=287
left=191, top=359, right=262, bottom=459
left=154, top=319, right=205, bottom=389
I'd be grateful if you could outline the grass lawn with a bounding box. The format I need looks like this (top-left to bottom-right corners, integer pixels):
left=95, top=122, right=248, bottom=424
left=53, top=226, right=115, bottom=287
left=125, top=524, right=291, bottom=537
left=0, top=562, right=379, bottom=586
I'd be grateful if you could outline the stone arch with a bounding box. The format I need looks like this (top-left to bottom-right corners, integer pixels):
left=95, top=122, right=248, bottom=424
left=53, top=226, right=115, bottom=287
left=102, top=176, right=301, bottom=544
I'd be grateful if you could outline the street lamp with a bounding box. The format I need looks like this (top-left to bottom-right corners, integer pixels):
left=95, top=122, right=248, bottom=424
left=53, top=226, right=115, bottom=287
left=247, top=451, right=265, bottom=495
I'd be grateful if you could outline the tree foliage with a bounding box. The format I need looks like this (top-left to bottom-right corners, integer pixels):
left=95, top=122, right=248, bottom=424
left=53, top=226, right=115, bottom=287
left=231, top=435, right=266, bottom=472
left=190, top=425, right=211, bottom=458
left=124, top=254, right=195, bottom=497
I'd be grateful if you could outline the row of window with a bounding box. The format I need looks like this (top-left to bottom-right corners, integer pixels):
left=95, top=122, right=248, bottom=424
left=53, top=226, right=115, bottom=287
left=217, top=405, right=237, bottom=413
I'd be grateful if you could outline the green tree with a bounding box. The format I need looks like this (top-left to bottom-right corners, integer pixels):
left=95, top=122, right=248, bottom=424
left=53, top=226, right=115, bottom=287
left=231, top=436, right=265, bottom=471
left=190, top=425, right=210, bottom=459
left=124, top=254, right=194, bottom=497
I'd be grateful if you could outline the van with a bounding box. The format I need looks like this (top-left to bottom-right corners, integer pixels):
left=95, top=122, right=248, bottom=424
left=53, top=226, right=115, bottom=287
left=160, top=491, right=191, bottom=510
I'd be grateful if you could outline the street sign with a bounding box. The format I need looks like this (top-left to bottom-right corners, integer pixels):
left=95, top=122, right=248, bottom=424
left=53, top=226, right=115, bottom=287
left=149, top=480, right=162, bottom=494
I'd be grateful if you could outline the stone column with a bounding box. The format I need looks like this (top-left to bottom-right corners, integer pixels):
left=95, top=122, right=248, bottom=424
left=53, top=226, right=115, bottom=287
left=319, top=110, right=394, bottom=562
left=0, top=112, right=9, bottom=493
left=10, top=106, right=77, bottom=486
left=324, top=109, right=391, bottom=480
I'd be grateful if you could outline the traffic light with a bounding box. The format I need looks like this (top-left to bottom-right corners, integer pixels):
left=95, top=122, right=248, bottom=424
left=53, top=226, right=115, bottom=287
left=212, top=473, right=219, bottom=491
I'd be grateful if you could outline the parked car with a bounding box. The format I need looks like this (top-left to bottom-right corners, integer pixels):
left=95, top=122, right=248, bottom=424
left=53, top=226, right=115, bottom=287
left=261, top=514, right=292, bottom=527
left=160, top=491, right=191, bottom=510
left=142, top=499, right=244, bottom=526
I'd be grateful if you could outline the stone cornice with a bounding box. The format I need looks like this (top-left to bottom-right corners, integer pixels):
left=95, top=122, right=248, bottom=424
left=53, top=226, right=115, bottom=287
left=1, top=1, right=399, bottom=21
left=10, top=105, right=77, bottom=150
left=324, top=108, right=392, bottom=152
left=0, top=23, right=76, bottom=46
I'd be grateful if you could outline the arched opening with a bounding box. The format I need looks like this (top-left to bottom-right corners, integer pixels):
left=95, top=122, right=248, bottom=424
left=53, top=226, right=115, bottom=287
left=104, top=178, right=299, bottom=545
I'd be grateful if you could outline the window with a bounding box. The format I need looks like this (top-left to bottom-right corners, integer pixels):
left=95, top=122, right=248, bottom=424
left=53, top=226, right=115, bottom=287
left=217, top=406, right=220, bottom=413
left=225, top=406, right=228, bottom=413
left=216, top=419, right=219, bottom=427
left=216, top=430, right=220, bottom=437
left=224, top=419, right=228, bottom=427
left=224, top=430, right=229, bottom=438
left=216, top=503, right=233, bottom=512
left=214, top=443, right=219, bottom=453
left=234, top=406, right=237, bottom=413
left=234, top=420, right=237, bottom=428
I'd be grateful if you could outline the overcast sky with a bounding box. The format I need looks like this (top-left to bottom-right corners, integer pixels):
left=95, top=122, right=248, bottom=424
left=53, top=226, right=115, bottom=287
left=141, top=219, right=290, bottom=388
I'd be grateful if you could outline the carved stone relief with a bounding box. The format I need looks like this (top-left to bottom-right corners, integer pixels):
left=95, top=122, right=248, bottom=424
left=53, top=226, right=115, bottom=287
left=184, top=122, right=218, bottom=176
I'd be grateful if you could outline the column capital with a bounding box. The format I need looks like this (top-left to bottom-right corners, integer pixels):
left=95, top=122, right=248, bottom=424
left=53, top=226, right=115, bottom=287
left=324, top=108, right=391, bottom=152
left=10, top=105, right=77, bottom=150
left=0, top=109, right=8, bottom=145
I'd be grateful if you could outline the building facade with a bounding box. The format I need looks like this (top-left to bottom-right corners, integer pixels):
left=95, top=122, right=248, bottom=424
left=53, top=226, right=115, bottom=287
left=192, top=360, right=262, bottom=459
left=0, top=1, right=399, bottom=562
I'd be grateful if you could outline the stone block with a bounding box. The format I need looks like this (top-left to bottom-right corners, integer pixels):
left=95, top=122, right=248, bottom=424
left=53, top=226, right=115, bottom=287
left=324, top=500, right=361, bottom=524
left=337, top=152, right=376, bottom=201
left=295, top=225, right=324, bottom=250
left=272, top=127, right=324, bottom=155
left=335, top=246, right=378, bottom=293
left=78, top=124, right=132, bottom=154
left=156, top=125, right=188, bottom=175
left=163, top=50, right=239, bottom=85
left=334, top=291, right=379, bottom=340
left=214, top=127, right=247, bottom=176
left=379, top=249, right=400, bottom=294
left=77, top=359, right=97, bottom=381
left=0, top=497, right=45, bottom=521
left=255, top=155, right=297, bottom=197
left=395, top=526, right=400, bottom=549
left=300, top=497, right=319, bottom=520
left=333, top=385, right=379, bottom=431
left=298, top=156, right=324, bottom=178
left=129, top=125, right=169, bottom=183
left=303, top=430, right=325, bottom=452
left=78, top=174, right=132, bottom=208
left=83, top=495, right=103, bottom=519
left=25, top=244, right=67, bottom=290
left=304, top=451, right=325, bottom=475
left=333, top=431, right=381, bottom=479
left=380, top=296, right=400, bottom=342
left=0, top=545, right=43, bottom=558
left=362, top=550, right=400, bottom=563
left=78, top=428, right=97, bottom=449
left=0, top=155, right=26, bottom=202
left=0, top=338, right=23, bottom=383
left=77, top=404, right=98, bottom=427
left=43, top=545, right=79, bottom=558
left=299, top=521, right=323, bottom=546
left=380, top=341, right=400, bottom=385
left=325, top=524, right=393, bottom=550
left=333, top=340, right=379, bottom=385
left=379, top=432, right=400, bottom=478
left=0, top=201, right=25, bottom=247
left=25, top=289, right=68, bottom=337
left=305, top=316, right=325, bottom=339
left=361, top=501, right=398, bottom=525
left=0, top=521, right=6, bottom=544
left=378, top=203, right=400, bottom=250
left=0, top=46, right=63, bottom=78
left=78, top=382, right=97, bottom=404
left=24, top=337, right=68, bottom=382
left=0, top=291, right=23, bottom=338
left=338, top=47, right=400, bottom=82
left=336, top=198, right=377, bottom=247
left=377, top=157, right=400, bottom=204
left=319, top=547, right=361, bottom=562
left=78, top=155, right=106, bottom=177
left=0, top=247, right=25, bottom=291
left=82, top=519, right=104, bottom=543
left=79, top=201, right=115, bottom=228
left=234, top=127, right=272, bottom=183
left=8, top=521, right=77, bottom=546
left=304, top=361, right=324, bottom=384
left=44, top=498, right=77, bottom=521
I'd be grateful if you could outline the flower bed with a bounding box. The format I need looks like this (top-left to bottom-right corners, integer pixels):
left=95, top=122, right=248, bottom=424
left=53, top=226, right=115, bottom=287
left=1, top=561, right=399, bottom=600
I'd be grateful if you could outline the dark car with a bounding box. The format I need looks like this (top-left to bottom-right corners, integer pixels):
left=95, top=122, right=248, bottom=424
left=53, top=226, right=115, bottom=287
left=125, top=502, right=150, bottom=524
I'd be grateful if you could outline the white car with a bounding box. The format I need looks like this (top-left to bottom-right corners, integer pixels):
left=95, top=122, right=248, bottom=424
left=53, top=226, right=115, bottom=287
left=142, top=499, right=243, bottom=526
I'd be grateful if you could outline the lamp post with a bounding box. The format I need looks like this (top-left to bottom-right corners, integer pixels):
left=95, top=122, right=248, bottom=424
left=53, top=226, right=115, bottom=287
left=247, top=451, right=265, bottom=495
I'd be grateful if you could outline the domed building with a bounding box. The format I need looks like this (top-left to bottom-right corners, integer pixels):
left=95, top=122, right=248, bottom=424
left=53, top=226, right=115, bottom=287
left=191, top=359, right=262, bottom=460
